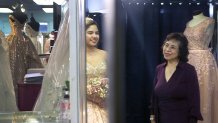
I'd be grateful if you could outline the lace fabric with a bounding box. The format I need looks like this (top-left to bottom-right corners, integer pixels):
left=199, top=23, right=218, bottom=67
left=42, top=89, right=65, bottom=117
left=34, top=9, right=69, bottom=112
left=184, top=17, right=218, bottom=123
left=0, top=30, right=18, bottom=112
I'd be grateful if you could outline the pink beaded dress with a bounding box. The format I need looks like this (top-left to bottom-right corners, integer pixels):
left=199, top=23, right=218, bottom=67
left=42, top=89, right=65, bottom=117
left=184, top=17, right=218, bottom=123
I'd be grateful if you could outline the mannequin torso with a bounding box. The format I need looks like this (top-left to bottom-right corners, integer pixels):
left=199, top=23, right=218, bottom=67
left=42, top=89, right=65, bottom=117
left=188, top=13, right=208, bottom=27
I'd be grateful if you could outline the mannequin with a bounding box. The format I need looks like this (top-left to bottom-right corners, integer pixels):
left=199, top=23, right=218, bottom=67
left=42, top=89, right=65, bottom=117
left=0, top=30, right=18, bottom=112
left=188, top=12, right=208, bottom=27
left=25, top=16, right=42, bottom=54
left=6, top=10, right=43, bottom=101
left=184, top=11, right=218, bottom=123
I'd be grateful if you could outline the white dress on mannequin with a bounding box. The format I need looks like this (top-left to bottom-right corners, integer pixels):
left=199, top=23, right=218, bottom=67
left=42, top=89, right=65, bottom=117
left=24, top=19, right=42, bottom=54
left=184, top=13, right=218, bottom=123
left=24, top=26, right=42, bottom=54
left=0, top=30, right=18, bottom=112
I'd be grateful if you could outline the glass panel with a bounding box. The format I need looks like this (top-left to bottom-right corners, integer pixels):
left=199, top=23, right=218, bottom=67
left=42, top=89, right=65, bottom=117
left=86, top=0, right=109, bottom=123
left=0, top=111, right=59, bottom=123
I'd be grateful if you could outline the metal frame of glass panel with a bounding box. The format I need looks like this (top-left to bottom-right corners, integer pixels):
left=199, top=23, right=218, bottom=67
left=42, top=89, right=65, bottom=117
left=69, top=0, right=86, bottom=123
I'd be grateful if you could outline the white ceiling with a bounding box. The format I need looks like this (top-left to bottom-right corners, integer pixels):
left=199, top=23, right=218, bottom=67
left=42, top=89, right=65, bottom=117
left=0, top=0, right=53, bottom=12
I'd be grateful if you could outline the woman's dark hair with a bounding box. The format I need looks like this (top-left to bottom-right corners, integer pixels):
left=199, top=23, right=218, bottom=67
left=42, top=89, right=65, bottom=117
left=163, top=33, right=189, bottom=62
left=85, top=17, right=99, bottom=30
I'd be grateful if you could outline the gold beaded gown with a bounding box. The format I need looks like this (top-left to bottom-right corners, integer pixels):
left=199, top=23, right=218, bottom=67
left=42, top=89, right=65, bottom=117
left=184, top=17, right=218, bottom=123
left=86, top=50, right=108, bottom=123
left=6, top=15, right=43, bottom=100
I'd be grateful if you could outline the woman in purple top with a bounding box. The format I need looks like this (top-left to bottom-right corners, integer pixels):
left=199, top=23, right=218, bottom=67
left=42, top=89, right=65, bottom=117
left=150, top=33, right=203, bottom=123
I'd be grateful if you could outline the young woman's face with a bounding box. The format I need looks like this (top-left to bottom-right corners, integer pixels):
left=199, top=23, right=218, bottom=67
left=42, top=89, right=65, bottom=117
left=162, top=39, right=180, bottom=62
left=86, top=25, right=99, bottom=47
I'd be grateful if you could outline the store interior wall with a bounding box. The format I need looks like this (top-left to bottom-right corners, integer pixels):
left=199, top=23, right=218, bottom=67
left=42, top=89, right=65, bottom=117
left=0, top=11, right=53, bottom=35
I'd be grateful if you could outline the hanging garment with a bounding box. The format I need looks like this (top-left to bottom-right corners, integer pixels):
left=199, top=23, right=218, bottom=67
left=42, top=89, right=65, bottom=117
left=0, top=30, right=18, bottom=112
left=34, top=10, right=69, bottom=112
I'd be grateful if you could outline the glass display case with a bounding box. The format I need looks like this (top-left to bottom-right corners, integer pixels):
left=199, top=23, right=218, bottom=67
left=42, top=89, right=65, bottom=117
left=0, top=111, right=70, bottom=123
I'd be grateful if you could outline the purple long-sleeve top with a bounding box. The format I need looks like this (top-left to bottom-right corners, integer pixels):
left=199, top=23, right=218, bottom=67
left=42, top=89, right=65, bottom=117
left=151, top=61, right=203, bottom=123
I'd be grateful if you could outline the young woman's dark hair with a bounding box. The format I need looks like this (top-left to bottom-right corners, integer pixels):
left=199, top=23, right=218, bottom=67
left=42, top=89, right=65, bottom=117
left=163, top=33, right=189, bottom=62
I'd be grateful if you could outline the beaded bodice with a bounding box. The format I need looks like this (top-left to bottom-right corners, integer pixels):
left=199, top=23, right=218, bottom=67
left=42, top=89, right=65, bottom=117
left=184, top=18, right=214, bottom=50
left=86, top=50, right=108, bottom=108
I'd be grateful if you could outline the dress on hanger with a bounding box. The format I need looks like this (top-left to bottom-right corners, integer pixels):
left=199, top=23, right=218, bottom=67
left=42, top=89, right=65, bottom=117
left=86, top=50, right=108, bottom=123
left=0, top=30, right=18, bottom=112
left=184, top=17, right=218, bottom=123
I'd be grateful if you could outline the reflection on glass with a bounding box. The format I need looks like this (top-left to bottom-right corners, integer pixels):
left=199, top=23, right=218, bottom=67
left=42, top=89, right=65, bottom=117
left=86, top=17, right=108, bottom=123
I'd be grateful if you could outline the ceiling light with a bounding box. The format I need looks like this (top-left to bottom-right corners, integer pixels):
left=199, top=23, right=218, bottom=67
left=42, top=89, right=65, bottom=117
left=33, top=0, right=53, bottom=5
left=42, top=8, right=53, bottom=13
left=21, top=8, right=25, bottom=12
left=33, top=0, right=66, bottom=5
left=53, top=0, right=66, bottom=5
left=0, top=8, right=13, bottom=13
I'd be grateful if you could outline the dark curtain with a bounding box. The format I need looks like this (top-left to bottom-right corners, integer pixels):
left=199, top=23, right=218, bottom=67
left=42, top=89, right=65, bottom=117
left=122, top=1, right=209, bottom=123
left=124, top=3, right=160, bottom=123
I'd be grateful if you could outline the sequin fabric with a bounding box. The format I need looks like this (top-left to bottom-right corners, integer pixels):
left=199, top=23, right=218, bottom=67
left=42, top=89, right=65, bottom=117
left=6, top=33, right=43, bottom=99
left=34, top=10, right=69, bottom=112
left=184, top=18, right=218, bottom=123
left=86, top=50, right=108, bottom=123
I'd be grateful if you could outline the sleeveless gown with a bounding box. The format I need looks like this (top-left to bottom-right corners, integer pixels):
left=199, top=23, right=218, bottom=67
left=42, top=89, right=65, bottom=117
left=184, top=18, right=218, bottom=123
left=87, top=56, right=108, bottom=123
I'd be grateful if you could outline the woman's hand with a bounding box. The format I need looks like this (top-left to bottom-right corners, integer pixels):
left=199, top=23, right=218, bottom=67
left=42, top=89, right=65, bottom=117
left=100, top=78, right=109, bottom=87
left=150, top=120, right=155, bottom=123
left=150, top=115, right=155, bottom=123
